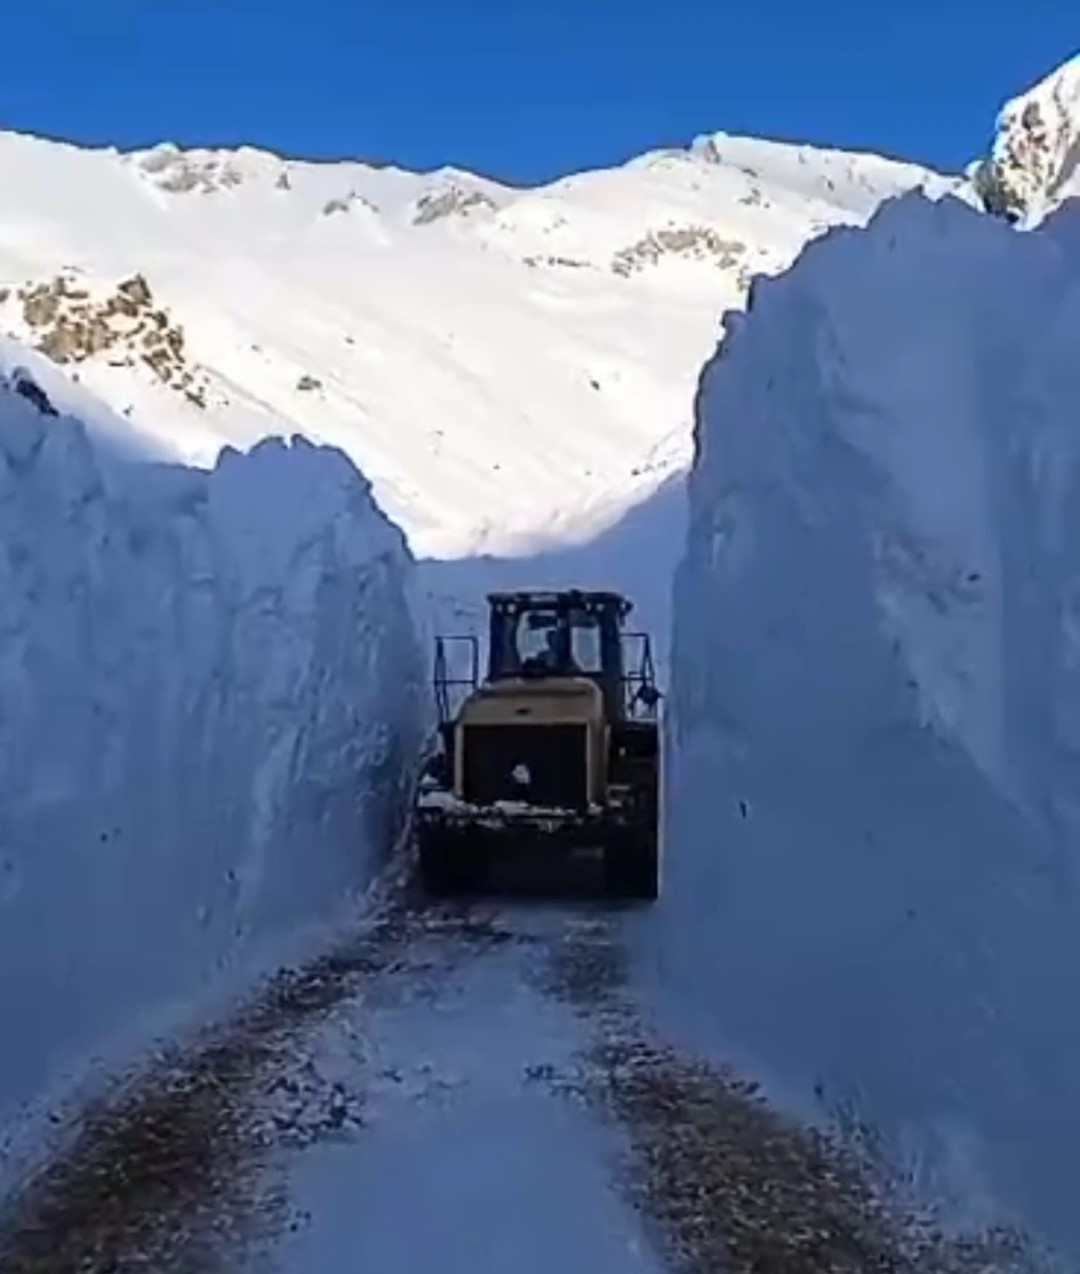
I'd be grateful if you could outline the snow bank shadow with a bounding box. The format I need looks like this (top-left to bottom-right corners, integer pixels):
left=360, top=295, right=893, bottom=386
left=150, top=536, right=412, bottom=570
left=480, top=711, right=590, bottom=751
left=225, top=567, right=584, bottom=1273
left=0, top=412, right=426, bottom=1192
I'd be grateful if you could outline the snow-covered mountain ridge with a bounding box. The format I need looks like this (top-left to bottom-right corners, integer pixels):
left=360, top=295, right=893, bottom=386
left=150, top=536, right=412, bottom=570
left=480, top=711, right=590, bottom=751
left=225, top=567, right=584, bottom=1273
left=974, top=52, right=1080, bottom=224
left=0, top=127, right=957, bottom=557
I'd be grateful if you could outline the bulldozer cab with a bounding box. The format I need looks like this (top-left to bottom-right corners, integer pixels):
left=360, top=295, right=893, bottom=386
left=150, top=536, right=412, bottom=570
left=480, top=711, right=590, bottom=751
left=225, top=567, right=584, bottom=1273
left=487, top=589, right=656, bottom=721
left=431, top=589, right=659, bottom=725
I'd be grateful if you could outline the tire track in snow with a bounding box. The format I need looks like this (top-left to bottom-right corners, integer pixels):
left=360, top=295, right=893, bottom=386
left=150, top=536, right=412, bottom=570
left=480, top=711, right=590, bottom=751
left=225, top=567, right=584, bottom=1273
left=534, top=914, right=1046, bottom=1274
left=272, top=897, right=660, bottom=1274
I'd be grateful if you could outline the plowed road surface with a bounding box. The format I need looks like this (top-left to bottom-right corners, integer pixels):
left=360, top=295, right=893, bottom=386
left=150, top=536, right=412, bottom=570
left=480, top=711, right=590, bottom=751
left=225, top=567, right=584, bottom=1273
left=0, top=873, right=1028, bottom=1274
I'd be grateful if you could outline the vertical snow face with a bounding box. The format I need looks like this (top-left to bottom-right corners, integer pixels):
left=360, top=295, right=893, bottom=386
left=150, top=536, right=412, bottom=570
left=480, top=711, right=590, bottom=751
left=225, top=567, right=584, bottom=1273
left=975, top=52, right=1080, bottom=224
left=0, top=373, right=427, bottom=1127
left=667, top=192, right=1080, bottom=1255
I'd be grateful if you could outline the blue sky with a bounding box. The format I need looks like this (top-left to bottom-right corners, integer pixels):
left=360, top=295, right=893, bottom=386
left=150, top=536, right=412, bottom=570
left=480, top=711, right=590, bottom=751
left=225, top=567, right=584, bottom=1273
left=1, top=1, right=1075, bottom=184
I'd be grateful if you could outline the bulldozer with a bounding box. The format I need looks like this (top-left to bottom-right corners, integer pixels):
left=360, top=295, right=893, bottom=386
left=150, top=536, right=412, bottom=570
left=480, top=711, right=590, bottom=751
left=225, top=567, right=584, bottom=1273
left=414, top=588, right=662, bottom=900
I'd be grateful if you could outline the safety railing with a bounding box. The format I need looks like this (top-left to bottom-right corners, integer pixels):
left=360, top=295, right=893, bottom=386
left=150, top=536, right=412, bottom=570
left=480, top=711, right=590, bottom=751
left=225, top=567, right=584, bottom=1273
left=621, top=632, right=660, bottom=717
left=433, top=635, right=479, bottom=724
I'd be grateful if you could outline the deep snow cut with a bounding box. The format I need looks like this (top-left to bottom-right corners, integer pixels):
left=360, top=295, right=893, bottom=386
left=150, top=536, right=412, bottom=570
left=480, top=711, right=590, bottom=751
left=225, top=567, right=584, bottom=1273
left=666, top=191, right=1080, bottom=1256
left=0, top=351, right=427, bottom=1133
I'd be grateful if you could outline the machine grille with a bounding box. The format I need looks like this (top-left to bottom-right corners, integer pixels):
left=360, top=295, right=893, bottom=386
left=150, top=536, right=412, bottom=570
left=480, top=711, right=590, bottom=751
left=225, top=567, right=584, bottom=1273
left=461, top=723, right=588, bottom=810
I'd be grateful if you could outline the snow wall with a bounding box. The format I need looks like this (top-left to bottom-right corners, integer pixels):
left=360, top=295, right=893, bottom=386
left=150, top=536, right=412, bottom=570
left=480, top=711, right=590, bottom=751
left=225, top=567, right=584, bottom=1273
left=665, top=192, right=1080, bottom=1257
left=0, top=368, right=427, bottom=1134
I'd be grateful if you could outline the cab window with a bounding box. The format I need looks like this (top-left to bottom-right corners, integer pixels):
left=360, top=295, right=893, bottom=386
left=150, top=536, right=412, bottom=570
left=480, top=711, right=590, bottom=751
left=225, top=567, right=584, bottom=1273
left=568, top=609, right=603, bottom=673
left=516, top=609, right=561, bottom=668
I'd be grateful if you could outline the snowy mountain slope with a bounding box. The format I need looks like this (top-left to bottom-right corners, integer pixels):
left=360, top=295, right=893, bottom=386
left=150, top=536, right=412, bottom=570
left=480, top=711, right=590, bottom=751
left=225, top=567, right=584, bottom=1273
left=974, top=52, right=1080, bottom=224
left=0, top=128, right=955, bottom=557
left=0, top=350, right=427, bottom=1136
left=663, top=191, right=1080, bottom=1259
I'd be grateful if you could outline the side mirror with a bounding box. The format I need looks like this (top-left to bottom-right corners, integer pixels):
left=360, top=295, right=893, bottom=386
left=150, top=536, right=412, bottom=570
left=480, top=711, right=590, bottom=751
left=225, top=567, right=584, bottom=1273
left=636, top=684, right=662, bottom=709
